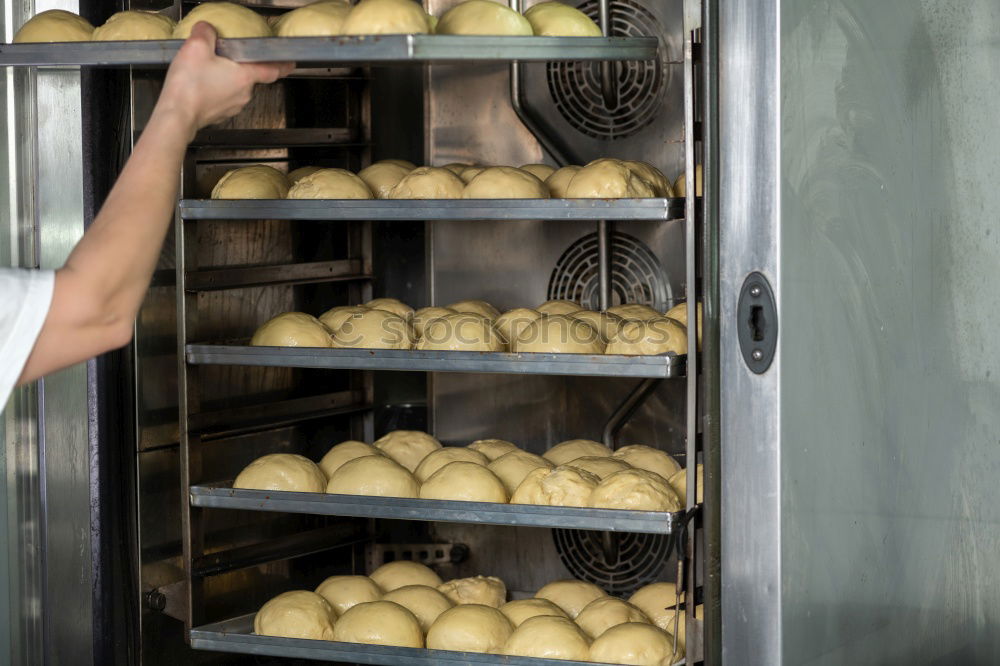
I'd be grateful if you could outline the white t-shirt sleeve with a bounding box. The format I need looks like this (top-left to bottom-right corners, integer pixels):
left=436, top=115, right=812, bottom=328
left=0, top=268, right=55, bottom=408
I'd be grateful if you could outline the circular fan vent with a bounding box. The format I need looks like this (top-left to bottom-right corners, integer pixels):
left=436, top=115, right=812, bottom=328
left=546, top=0, right=663, bottom=140
left=553, top=529, right=671, bottom=596
left=547, top=231, right=670, bottom=311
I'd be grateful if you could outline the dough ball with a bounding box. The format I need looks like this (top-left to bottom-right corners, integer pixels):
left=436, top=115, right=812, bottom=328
left=438, top=575, right=507, bottom=608
left=420, top=461, right=508, bottom=503
left=373, top=430, right=443, bottom=472
left=628, top=582, right=684, bottom=632
left=332, top=600, right=424, bottom=648
left=377, top=158, right=417, bottom=171
left=612, top=445, right=681, bottom=482
left=488, top=449, right=553, bottom=493
left=590, top=469, right=683, bottom=512
left=415, top=313, right=504, bottom=352
left=536, top=299, right=582, bottom=316
left=467, top=438, right=519, bottom=460
left=445, top=299, right=501, bottom=320
left=664, top=301, right=702, bottom=350
left=543, top=439, right=613, bottom=465
left=330, top=308, right=412, bottom=350
left=512, top=314, right=605, bottom=354
left=566, top=455, right=631, bottom=480
left=534, top=579, right=607, bottom=618
left=411, top=306, right=455, bottom=337
left=365, top=297, right=414, bottom=319
left=357, top=162, right=411, bottom=199
left=275, top=0, right=350, bottom=36
left=606, top=317, right=687, bottom=356
left=426, top=604, right=514, bottom=653
left=503, top=615, right=592, bottom=660
left=314, top=575, right=382, bottom=615
left=212, top=165, right=289, bottom=200
left=250, top=312, right=331, bottom=348
left=254, top=590, right=336, bottom=641
left=545, top=165, right=582, bottom=198
left=287, top=168, right=373, bottom=200
left=414, top=447, right=489, bottom=483
left=288, top=165, right=324, bottom=184
left=462, top=166, right=549, bottom=199
left=389, top=166, right=465, bottom=199
left=524, top=1, right=601, bottom=36
left=499, top=598, right=568, bottom=626
left=174, top=2, right=272, bottom=38
left=606, top=303, right=663, bottom=321
left=319, top=305, right=369, bottom=332
left=576, top=596, right=651, bottom=639
left=442, top=163, right=470, bottom=175
left=14, top=10, right=93, bottom=43
left=234, top=453, right=327, bottom=493
left=589, top=622, right=679, bottom=666
left=371, top=560, right=443, bottom=591
left=519, top=163, right=557, bottom=181
left=92, top=11, right=175, bottom=41
left=570, top=310, right=624, bottom=341
left=667, top=464, right=703, bottom=504
left=382, top=585, right=455, bottom=631
left=510, top=465, right=600, bottom=508
left=674, top=164, right=702, bottom=197
left=494, top=308, right=542, bottom=345
left=565, top=158, right=656, bottom=199
left=622, top=160, right=673, bottom=197
left=341, top=0, right=430, bottom=34
left=326, top=455, right=419, bottom=498
left=459, top=166, right=487, bottom=184
left=436, top=0, right=533, bottom=35
left=318, top=440, right=382, bottom=477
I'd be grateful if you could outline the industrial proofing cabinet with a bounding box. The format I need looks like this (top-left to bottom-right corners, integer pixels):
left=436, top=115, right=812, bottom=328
left=3, top=0, right=1000, bottom=664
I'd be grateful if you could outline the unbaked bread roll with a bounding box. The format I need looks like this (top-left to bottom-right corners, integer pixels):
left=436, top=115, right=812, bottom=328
left=318, top=440, right=382, bottom=478
left=234, top=453, right=327, bottom=493
left=438, top=575, right=507, bottom=608
left=606, top=303, right=663, bottom=321
left=512, top=314, right=605, bottom=354
left=667, top=464, right=703, bottom=504
left=566, top=455, right=631, bottom=479
left=606, top=317, right=687, bottom=356
left=315, top=575, right=382, bottom=615
left=288, top=166, right=324, bottom=184
left=536, top=299, right=582, bottom=315
left=628, top=582, right=684, bottom=632
left=326, top=455, right=419, bottom=498
left=414, top=447, right=489, bottom=482
left=510, top=465, right=600, bottom=507
left=365, top=297, right=414, bottom=319
left=420, top=462, right=508, bottom=503
left=332, top=600, right=424, bottom=648
left=565, top=159, right=656, bottom=199
left=519, top=163, right=557, bottom=181
left=576, top=596, right=651, bottom=639
left=534, top=579, right=606, bottom=618
left=674, top=164, right=702, bottom=197
left=499, top=598, right=568, bottom=626
left=371, top=560, right=442, bottom=591
left=590, top=469, right=683, bottom=512
left=459, top=166, right=487, bottom=184
left=14, top=10, right=93, bottom=43
left=494, top=308, right=542, bottom=345
left=383, top=585, right=454, bottom=631
left=389, top=166, right=464, bottom=199
left=330, top=308, right=412, bottom=350
left=287, top=168, right=373, bottom=199
left=446, top=299, right=501, bottom=320
left=543, top=439, right=613, bottom=465
left=488, top=449, right=553, bottom=493
left=462, top=166, right=549, bottom=199
left=92, top=11, right=175, bottom=40
left=570, top=310, right=624, bottom=341
left=503, top=615, right=591, bottom=660
left=254, top=590, right=336, bottom=640
left=664, top=301, right=702, bottom=350
left=436, top=0, right=532, bottom=35
left=611, top=445, right=681, bottom=481
left=358, top=162, right=411, bottom=199
left=411, top=306, right=456, bottom=337
left=426, top=604, right=514, bottom=653
left=545, top=165, right=581, bottom=198
left=524, top=1, right=602, bottom=36
left=212, top=165, right=289, bottom=199
left=174, top=2, right=272, bottom=38
left=467, top=438, right=519, bottom=460
left=623, top=160, right=673, bottom=197
left=590, top=623, right=680, bottom=666
left=373, top=430, right=442, bottom=472
left=250, top=312, right=332, bottom=348
left=275, top=0, right=350, bottom=36
left=377, top=158, right=417, bottom=171
left=442, top=163, right=469, bottom=175
left=341, top=0, right=430, bottom=34
left=318, top=305, right=369, bottom=332
left=415, top=313, right=504, bottom=352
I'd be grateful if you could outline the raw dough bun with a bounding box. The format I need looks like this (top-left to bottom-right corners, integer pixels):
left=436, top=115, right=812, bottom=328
left=512, top=314, right=605, bottom=354
left=524, top=1, right=601, bottom=36
left=576, top=596, right=651, bottom=639
left=488, top=449, right=553, bottom=493
left=373, top=430, right=443, bottom=472
left=250, top=312, right=331, bottom=348
left=674, top=164, right=702, bottom=197
left=288, top=168, right=373, bottom=199
left=332, top=600, right=424, bottom=648
left=459, top=166, right=487, bottom=183
left=326, top=455, right=419, bottom=498
left=426, top=604, right=514, bottom=653
left=371, top=560, right=443, bottom=591
left=377, top=158, right=417, bottom=171
left=499, top=598, right=568, bottom=626
left=606, top=317, right=687, bottom=356
left=442, top=163, right=469, bottom=175
left=314, top=575, right=382, bottom=615
left=664, top=301, right=702, bottom=350
left=446, top=299, right=501, bottom=320
left=437, top=0, right=532, bottom=35
left=612, top=445, right=681, bottom=481
left=519, top=163, right=557, bottom=181
left=510, top=465, right=600, bottom=508
left=174, top=2, right=272, bottom=38
left=543, top=439, right=613, bottom=465
left=365, top=297, right=414, bottom=319
left=212, top=165, right=289, bottom=199
left=383, top=585, right=454, bottom=631
left=667, top=464, right=703, bottom=504
left=565, top=158, right=656, bottom=199
left=589, top=622, right=679, bottom=666
left=275, top=0, right=350, bottom=36
left=288, top=166, right=324, bottom=184
left=254, top=591, right=336, bottom=640
left=92, top=11, right=175, bottom=41
left=462, top=166, right=549, bottom=199
left=503, top=615, right=591, bottom=660
left=628, top=582, right=684, bottom=631
left=494, top=308, right=542, bottom=345
left=566, top=455, right=631, bottom=479
left=467, top=438, right=519, bottom=460
left=420, top=462, right=508, bottom=503
left=545, top=165, right=581, bottom=197
left=534, top=579, right=606, bottom=618
left=536, top=299, right=582, bottom=316
left=570, top=310, right=624, bottom=341
left=623, top=160, right=673, bottom=197
left=606, top=303, right=663, bottom=321
left=438, top=575, right=507, bottom=607
left=319, top=305, right=369, bottom=332
left=415, top=313, right=504, bottom=352
left=590, top=469, right=683, bottom=512
left=389, top=166, right=465, bottom=199
left=415, top=447, right=489, bottom=482
left=234, top=453, right=327, bottom=493
left=358, top=162, right=411, bottom=199
left=14, top=10, right=93, bottom=43
left=411, top=306, right=455, bottom=337
left=318, top=440, right=382, bottom=477
left=341, top=0, right=430, bottom=34
left=330, top=308, right=412, bottom=350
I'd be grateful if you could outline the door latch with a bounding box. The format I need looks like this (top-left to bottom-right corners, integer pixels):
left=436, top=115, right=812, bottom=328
left=737, top=272, right=777, bottom=374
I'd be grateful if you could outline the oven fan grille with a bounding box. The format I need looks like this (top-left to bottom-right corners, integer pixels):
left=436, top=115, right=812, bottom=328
left=553, top=529, right=672, bottom=596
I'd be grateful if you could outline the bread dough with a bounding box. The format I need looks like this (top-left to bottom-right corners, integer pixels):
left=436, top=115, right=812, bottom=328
left=590, top=622, right=679, bottom=666
left=212, top=165, right=289, bottom=199
left=420, top=462, right=508, bottom=503
left=426, top=604, right=514, bottom=653
left=332, top=600, right=424, bottom=648
left=275, top=0, right=350, bottom=36
left=545, top=165, right=581, bottom=198
left=503, top=615, right=592, bottom=660
left=462, top=166, right=549, bottom=199
left=445, top=299, right=501, bottom=320
left=318, top=440, right=382, bottom=477
left=543, top=439, right=613, bottom=465
left=436, top=0, right=533, bottom=35
left=411, top=307, right=455, bottom=337
left=326, top=455, right=419, bottom=498
left=590, top=469, right=683, bottom=512
left=467, top=438, right=519, bottom=460
left=611, top=445, right=681, bottom=482
left=565, top=159, right=656, bottom=199
left=494, top=308, right=542, bottom=345
left=358, top=162, right=411, bottom=199
left=234, top=453, right=327, bottom=493
left=373, top=430, right=443, bottom=472
left=365, top=297, right=414, bottom=319
left=341, top=0, right=430, bottom=34
left=605, top=303, right=663, bottom=321
left=288, top=168, right=373, bottom=199
left=488, top=449, right=553, bottom=493
left=438, top=575, right=507, bottom=608
left=414, top=447, right=489, bottom=483
left=536, top=299, right=582, bottom=316
left=318, top=305, right=369, bottom=332
left=673, top=164, right=702, bottom=197
left=525, top=1, right=601, bottom=36
left=622, top=160, right=673, bottom=197
left=459, top=166, right=487, bottom=184
left=382, top=585, right=455, bottom=631
left=606, top=317, right=687, bottom=356
left=389, top=166, right=465, bottom=199
left=499, top=598, right=568, bottom=626
left=254, top=590, right=337, bottom=640
left=174, top=2, right=272, bottom=38
left=250, top=312, right=332, bottom=347
left=92, top=11, right=174, bottom=40
left=330, top=309, right=412, bottom=350
left=442, top=163, right=469, bottom=175
left=512, top=314, right=605, bottom=354
left=371, top=560, right=443, bottom=591
left=288, top=166, right=324, bottom=184
left=667, top=464, right=702, bottom=504
left=14, top=10, right=94, bottom=42
left=377, top=158, right=417, bottom=171
left=415, top=313, right=504, bottom=352
left=575, top=597, right=651, bottom=639
left=314, top=575, right=382, bottom=615
left=519, top=163, right=557, bottom=181
left=628, top=582, right=684, bottom=632
left=566, top=455, right=631, bottom=480
left=664, top=301, right=702, bottom=350
left=510, top=465, right=600, bottom=508
left=570, top=310, right=623, bottom=341
left=534, top=579, right=606, bottom=618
